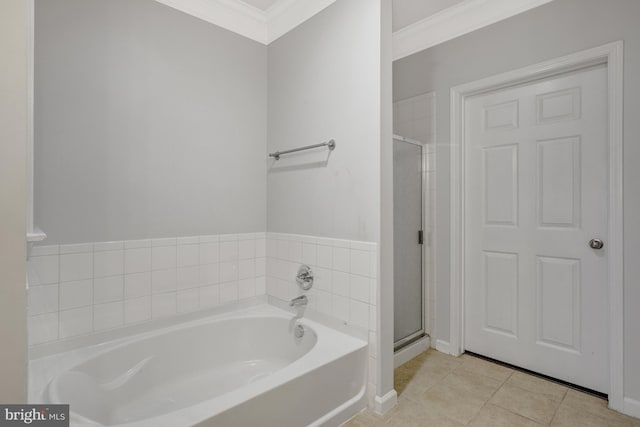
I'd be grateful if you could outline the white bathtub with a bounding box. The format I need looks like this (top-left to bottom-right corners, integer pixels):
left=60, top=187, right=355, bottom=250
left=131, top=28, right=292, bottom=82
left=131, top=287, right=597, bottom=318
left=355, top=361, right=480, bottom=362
left=30, top=304, right=368, bottom=427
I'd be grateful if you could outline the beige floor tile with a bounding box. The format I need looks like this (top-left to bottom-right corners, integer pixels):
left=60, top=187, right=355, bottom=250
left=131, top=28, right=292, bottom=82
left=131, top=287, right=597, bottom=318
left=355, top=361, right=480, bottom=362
left=394, top=365, right=414, bottom=393
left=490, top=382, right=562, bottom=425
left=443, top=367, right=505, bottom=400
left=458, top=354, right=514, bottom=382
left=418, top=382, right=488, bottom=424
left=343, top=411, right=385, bottom=427
left=409, top=349, right=462, bottom=374
left=506, top=371, right=568, bottom=401
left=551, top=404, right=632, bottom=427
left=561, top=390, right=638, bottom=425
left=469, top=403, right=545, bottom=427
left=384, top=412, right=465, bottom=427
left=384, top=416, right=429, bottom=427
left=401, top=349, right=431, bottom=365
left=395, top=350, right=461, bottom=401
left=397, top=374, right=442, bottom=402
left=396, top=368, right=449, bottom=399
left=381, top=398, right=465, bottom=427
left=380, top=398, right=430, bottom=421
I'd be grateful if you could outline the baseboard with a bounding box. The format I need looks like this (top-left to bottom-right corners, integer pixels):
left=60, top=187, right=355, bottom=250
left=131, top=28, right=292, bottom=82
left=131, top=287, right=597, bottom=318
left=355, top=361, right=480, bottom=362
left=623, top=397, right=640, bottom=418
left=434, top=339, right=450, bottom=354
left=374, top=389, right=398, bottom=415
left=394, top=336, right=430, bottom=368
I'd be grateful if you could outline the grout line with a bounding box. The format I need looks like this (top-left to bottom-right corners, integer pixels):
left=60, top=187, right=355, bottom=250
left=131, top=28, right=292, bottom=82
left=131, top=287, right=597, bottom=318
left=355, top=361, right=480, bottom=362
left=466, top=355, right=567, bottom=426
left=548, top=389, right=570, bottom=426
left=460, top=353, right=562, bottom=425
left=468, top=368, right=514, bottom=425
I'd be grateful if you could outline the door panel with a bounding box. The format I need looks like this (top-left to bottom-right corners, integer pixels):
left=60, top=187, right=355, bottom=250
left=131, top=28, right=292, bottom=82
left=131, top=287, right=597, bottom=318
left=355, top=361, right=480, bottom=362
left=464, top=65, right=608, bottom=392
left=483, top=251, right=519, bottom=337
left=536, top=256, right=581, bottom=352
left=393, top=139, right=423, bottom=345
left=483, top=144, right=518, bottom=226
left=538, top=136, right=581, bottom=228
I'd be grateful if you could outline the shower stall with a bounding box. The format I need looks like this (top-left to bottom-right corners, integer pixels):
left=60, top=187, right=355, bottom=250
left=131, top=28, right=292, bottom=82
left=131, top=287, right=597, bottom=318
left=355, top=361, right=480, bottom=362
left=392, top=92, right=435, bottom=356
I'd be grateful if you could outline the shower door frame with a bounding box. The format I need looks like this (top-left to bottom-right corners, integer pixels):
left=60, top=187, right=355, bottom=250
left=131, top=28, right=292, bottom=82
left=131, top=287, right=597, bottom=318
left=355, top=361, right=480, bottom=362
left=393, top=135, right=428, bottom=351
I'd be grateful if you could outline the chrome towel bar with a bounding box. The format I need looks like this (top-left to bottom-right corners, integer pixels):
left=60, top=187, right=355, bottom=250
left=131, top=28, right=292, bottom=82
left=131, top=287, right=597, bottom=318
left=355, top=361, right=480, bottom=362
left=269, top=139, right=336, bottom=160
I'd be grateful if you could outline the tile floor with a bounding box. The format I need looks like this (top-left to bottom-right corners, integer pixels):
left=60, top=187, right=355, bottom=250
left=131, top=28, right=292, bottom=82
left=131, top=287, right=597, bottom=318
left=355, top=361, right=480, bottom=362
left=345, top=350, right=640, bottom=426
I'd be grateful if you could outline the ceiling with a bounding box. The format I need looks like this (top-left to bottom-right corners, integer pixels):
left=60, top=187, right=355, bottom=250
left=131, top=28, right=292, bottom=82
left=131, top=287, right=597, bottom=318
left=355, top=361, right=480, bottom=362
left=239, top=0, right=281, bottom=11
left=392, top=0, right=466, bottom=31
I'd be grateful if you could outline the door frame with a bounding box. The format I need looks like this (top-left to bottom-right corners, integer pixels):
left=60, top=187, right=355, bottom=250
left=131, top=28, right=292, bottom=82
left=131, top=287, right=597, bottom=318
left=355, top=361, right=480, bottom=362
left=449, top=41, right=624, bottom=410
left=392, top=135, right=427, bottom=350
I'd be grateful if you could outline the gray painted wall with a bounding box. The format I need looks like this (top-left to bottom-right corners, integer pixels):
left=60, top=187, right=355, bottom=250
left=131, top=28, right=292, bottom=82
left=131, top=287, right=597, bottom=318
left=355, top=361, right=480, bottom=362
left=0, top=0, right=28, bottom=402
left=393, top=0, right=640, bottom=401
left=35, top=0, right=267, bottom=244
left=266, top=0, right=381, bottom=242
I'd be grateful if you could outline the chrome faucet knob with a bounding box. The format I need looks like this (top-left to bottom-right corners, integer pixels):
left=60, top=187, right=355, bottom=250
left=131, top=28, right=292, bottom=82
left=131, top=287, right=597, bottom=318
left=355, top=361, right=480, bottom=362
left=296, top=265, right=314, bottom=290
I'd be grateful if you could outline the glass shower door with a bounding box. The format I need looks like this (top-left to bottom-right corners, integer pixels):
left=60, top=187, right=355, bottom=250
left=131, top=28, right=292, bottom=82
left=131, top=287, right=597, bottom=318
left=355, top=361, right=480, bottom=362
left=393, top=137, right=424, bottom=349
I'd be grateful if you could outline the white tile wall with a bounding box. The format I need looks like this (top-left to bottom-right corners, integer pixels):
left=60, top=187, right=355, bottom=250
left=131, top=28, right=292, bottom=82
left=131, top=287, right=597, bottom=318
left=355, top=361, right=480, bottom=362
left=199, top=284, right=220, bottom=308
left=28, top=312, right=58, bottom=346
left=393, top=92, right=434, bottom=144
left=27, top=253, right=59, bottom=285
left=60, top=252, right=92, bottom=282
left=59, top=307, right=93, bottom=339
left=177, top=289, right=199, bottom=313
left=94, top=301, right=124, bottom=331
left=177, top=244, right=199, bottom=267
left=152, top=292, right=177, bottom=319
left=93, top=276, right=124, bottom=304
left=124, top=246, right=151, bottom=274
left=27, top=233, right=267, bottom=346
left=265, top=232, right=378, bottom=402
left=124, top=296, right=151, bottom=324
left=124, top=272, right=151, bottom=299
left=28, top=285, right=58, bottom=315
left=152, top=245, right=176, bottom=270
left=94, top=250, right=123, bottom=278
left=59, top=280, right=92, bottom=310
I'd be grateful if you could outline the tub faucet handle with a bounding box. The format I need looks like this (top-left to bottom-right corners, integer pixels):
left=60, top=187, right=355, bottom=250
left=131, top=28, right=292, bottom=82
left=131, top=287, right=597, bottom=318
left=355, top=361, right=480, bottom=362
left=296, top=265, right=314, bottom=291
left=289, top=295, right=308, bottom=307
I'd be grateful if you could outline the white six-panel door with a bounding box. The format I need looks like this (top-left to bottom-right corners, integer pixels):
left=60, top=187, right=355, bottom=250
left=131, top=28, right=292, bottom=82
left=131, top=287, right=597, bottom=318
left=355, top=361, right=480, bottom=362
left=464, top=65, right=609, bottom=392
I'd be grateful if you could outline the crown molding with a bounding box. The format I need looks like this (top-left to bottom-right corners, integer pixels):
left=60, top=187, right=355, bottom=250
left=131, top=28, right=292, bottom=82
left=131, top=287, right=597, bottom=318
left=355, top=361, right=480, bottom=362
left=392, top=0, right=554, bottom=61
left=153, top=0, right=553, bottom=52
left=153, top=0, right=336, bottom=45
left=153, top=0, right=268, bottom=43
